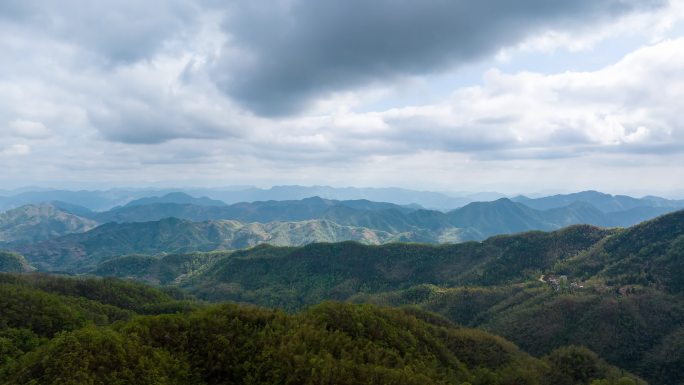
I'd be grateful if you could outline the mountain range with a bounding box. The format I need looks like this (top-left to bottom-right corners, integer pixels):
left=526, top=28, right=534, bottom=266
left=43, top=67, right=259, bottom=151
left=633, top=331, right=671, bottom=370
left=85, top=208, right=684, bottom=385
left=16, top=218, right=403, bottom=272
left=0, top=203, right=97, bottom=245
left=0, top=186, right=488, bottom=211
left=6, top=185, right=680, bottom=212
left=512, top=190, right=684, bottom=212
left=2, top=197, right=684, bottom=383
left=2, top=190, right=683, bottom=270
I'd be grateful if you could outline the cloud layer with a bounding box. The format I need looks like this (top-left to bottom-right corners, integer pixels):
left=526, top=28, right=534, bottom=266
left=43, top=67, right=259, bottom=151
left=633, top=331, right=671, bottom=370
left=215, top=0, right=664, bottom=115
left=0, top=0, right=683, bottom=193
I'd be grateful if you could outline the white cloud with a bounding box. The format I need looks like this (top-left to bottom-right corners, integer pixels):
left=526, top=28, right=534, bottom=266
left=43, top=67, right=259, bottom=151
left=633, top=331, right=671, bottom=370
left=8, top=119, right=51, bottom=139
left=504, top=0, right=684, bottom=54
left=357, top=37, right=684, bottom=158
left=0, top=0, right=682, bottom=193
left=1, top=144, right=31, bottom=156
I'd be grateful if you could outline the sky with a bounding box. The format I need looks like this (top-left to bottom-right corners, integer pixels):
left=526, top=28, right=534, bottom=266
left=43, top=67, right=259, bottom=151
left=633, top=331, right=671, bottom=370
left=1, top=0, right=684, bottom=196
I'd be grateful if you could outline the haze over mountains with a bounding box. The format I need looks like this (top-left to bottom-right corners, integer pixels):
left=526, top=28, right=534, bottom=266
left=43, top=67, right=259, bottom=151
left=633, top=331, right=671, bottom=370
left=3, top=199, right=684, bottom=384
left=1, top=187, right=683, bottom=276
left=1, top=186, right=683, bottom=385
left=5, top=0, right=684, bottom=382
left=0, top=185, right=492, bottom=212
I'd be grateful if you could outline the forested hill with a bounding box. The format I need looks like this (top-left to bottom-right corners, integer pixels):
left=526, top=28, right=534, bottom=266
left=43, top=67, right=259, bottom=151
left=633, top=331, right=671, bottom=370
left=9, top=199, right=681, bottom=273
left=185, top=224, right=613, bottom=306
left=90, top=196, right=681, bottom=236
left=85, top=209, right=684, bottom=384
left=16, top=218, right=404, bottom=272
left=0, top=273, right=641, bottom=384
left=0, top=251, right=33, bottom=273
left=0, top=203, right=97, bottom=244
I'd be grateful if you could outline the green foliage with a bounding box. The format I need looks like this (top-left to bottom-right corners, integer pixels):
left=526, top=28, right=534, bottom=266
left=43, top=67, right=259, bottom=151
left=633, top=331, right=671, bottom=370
left=0, top=251, right=32, bottom=273
left=0, top=273, right=197, bottom=314
left=0, top=273, right=199, bottom=339
left=559, top=210, right=684, bottom=294
left=186, top=226, right=609, bottom=310
left=1, top=301, right=631, bottom=385
left=0, top=271, right=645, bottom=385
left=543, top=346, right=640, bottom=385
left=640, top=324, right=684, bottom=385
left=94, top=252, right=223, bottom=285
left=4, top=326, right=194, bottom=385
left=5, top=208, right=684, bottom=384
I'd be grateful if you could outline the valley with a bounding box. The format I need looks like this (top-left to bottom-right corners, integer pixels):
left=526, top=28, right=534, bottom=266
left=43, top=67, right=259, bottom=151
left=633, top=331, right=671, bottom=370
left=1, top=189, right=683, bottom=384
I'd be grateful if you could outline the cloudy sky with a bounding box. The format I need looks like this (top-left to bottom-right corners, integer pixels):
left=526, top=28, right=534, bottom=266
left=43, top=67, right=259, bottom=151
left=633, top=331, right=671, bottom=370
left=1, top=0, right=684, bottom=195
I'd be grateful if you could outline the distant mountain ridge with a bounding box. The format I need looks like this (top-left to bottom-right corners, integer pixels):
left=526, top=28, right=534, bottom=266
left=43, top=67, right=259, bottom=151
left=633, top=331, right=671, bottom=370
left=5, top=193, right=684, bottom=267
left=513, top=190, right=684, bottom=212
left=3, top=186, right=683, bottom=213
left=95, top=196, right=420, bottom=224
left=83, top=195, right=684, bottom=237
left=16, top=217, right=404, bottom=271
left=0, top=186, right=483, bottom=211
left=0, top=203, right=98, bottom=244
left=123, top=192, right=227, bottom=208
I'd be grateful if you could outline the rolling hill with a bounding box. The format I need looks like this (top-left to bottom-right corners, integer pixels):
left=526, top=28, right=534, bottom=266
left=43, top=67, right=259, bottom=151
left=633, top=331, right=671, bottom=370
left=95, top=196, right=419, bottom=224
left=0, top=250, right=33, bottom=272
left=11, top=198, right=683, bottom=273
left=81, top=209, right=684, bottom=384
left=16, top=218, right=404, bottom=272
left=0, top=273, right=638, bottom=385
left=2, top=191, right=682, bottom=255
left=97, top=196, right=683, bottom=238
left=0, top=203, right=98, bottom=245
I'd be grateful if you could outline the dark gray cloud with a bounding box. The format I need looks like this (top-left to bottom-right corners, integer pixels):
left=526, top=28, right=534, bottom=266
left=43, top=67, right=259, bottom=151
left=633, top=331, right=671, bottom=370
left=87, top=95, right=242, bottom=144
left=212, top=0, right=665, bottom=115
left=0, top=0, right=200, bottom=63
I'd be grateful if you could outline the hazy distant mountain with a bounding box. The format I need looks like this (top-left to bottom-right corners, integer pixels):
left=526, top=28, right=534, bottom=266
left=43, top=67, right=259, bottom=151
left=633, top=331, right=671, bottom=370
left=0, top=203, right=98, bottom=244
left=193, top=185, right=474, bottom=210
left=98, top=195, right=669, bottom=237
left=513, top=190, right=684, bottom=212
left=446, top=198, right=550, bottom=239
left=3, top=187, right=684, bottom=214
left=4, top=192, right=681, bottom=258
left=17, top=218, right=404, bottom=271
left=96, top=196, right=419, bottom=224
left=16, top=196, right=684, bottom=272
left=0, top=189, right=173, bottom=211
left=123, top=192, right=227, bottom=208
left=0, top=186, right=481, bottom=211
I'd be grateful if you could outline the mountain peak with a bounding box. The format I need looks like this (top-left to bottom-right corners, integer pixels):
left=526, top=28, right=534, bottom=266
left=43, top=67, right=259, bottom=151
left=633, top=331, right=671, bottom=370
left=124, top=192, right=227, bottom=208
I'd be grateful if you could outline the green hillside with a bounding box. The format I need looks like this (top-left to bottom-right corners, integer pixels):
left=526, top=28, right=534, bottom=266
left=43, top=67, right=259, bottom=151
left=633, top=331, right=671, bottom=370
left=182, top=225, right=611, bottom=308
left=0, top=251, right=33, bottom=273
left=0, top=274, right=638, bottom=385
left=89, top=210, right=679, bottom=385
left=17, top=218, right=402, bottom=272
left=94, top=251, right=226, bottom=285
left=558, top=209, right=684, bottom=293
left=6, top=209, right=684, bottom=384
left=0, top=203, right=97, bottom=244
